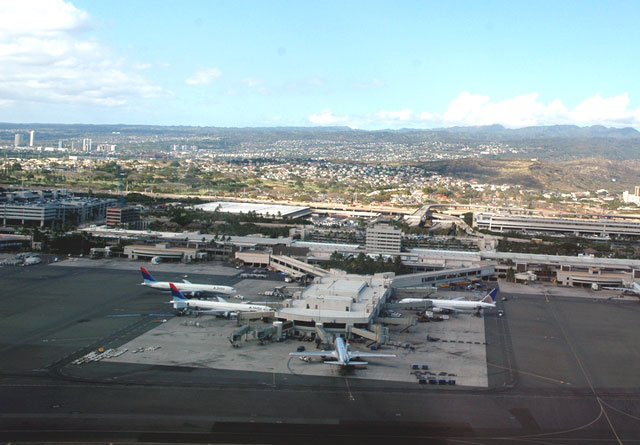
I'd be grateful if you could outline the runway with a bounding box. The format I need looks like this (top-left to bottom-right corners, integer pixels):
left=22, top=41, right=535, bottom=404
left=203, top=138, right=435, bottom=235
left=1, top=262, right=640, bottom=443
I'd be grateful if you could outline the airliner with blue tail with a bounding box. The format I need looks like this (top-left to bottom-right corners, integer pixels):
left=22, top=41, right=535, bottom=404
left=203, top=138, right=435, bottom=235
left=399, top=288, right=499, bottom=313
left=169, top=283, right=272, bottom=316
left=289, top=337, right=395, bottom=367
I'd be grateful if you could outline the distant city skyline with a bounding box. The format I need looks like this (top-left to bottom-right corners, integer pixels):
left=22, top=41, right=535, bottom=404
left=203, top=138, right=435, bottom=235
left=1, top=0, right=640, bottom=129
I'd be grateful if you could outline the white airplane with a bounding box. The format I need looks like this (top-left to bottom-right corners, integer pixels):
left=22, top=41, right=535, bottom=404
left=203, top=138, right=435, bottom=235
left=289, top=337, right=395, bottom=366
left=169, top=283, right=273, bottom=316
left=602, top=282, right=640, bottom=295
left=23, top=256, right=42, bottom=266
left=140, top=267, right=235, bottom=296
left=400, top=288, right=499, bottom=313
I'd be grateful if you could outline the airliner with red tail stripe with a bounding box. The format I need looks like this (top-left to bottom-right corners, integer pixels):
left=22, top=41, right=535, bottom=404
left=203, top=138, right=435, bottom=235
left=169, top=283, right=272, bottom=316
left=140, top=267, right=236, bottom=296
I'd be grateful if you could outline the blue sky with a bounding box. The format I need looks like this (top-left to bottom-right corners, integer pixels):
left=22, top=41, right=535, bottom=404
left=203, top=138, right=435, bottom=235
left=1, top=0, right=640, bottom=128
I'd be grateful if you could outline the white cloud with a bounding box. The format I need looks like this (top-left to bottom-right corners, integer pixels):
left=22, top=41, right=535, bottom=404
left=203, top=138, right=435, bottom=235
left=238, top=77, right=271, bottom=95
left=308, top=92, right=640, bottom=130
left=0, top=0, right=164, bottom=108
left=308, top=110, right=350, bottom=125
left=442, top=92, right=553, bottom=127
left=570, top=93, right=640, bottom=126
left=241, top=77, right=262, bottom=88
left=373, top=109, right=413, bottom=121
left=441, top=91, right=640, bottom=128
left=185, top=67, right=223, bottom=85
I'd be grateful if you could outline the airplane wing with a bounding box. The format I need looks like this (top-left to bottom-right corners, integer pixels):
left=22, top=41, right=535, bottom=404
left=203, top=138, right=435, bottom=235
left=434, top=305, right=462, bottom=313
left=602, top=284, right=640, bottom=295
left=349, top=351, right=396, bottom=359
left=183, top=279, right=192, bottom=284
left=188, top=308, right=230, bottom=315
left=289, top=350, right=333, bottom=357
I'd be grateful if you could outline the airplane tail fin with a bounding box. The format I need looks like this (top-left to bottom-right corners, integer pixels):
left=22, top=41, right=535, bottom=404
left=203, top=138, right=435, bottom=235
left=169, top=283, right=188, bottom=301
left=482, top=288, right=498, bottom=303
left=140, top=267, right=157, bottom=283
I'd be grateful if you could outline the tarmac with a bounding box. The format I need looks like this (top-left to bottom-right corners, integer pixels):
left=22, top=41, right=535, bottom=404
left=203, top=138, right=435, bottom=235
left=2, top=258, right=640, bottom=443
left=100, top=309, right=488, bottom=386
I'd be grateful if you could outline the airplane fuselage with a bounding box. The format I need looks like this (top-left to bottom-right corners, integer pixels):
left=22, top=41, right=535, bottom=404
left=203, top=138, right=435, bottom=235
left=176, top=297, right=272, bottom=313
left=335, top=337, right=349, bottom=364
left=432, top=299, right=496, bottom=311
left=142, top=280, right=235, bottom=295
left=400, top=298, right=496, bottom=312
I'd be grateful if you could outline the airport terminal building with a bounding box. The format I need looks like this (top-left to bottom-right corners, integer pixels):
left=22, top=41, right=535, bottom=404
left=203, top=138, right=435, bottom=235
left=277, top=272, right=393, bottom=330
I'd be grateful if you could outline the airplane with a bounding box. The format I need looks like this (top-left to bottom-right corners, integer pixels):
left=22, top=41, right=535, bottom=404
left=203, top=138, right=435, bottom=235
left=399, top=288, right=499, bottom=314
left=169, top=282, right=273, bottom=316
left=23, top=256, right=42, bottom=266
left=289, top=337, right=395, bottom=366
left=602, top=282, right=640, bottom=295
left=140, top=267, right=235, bottom=296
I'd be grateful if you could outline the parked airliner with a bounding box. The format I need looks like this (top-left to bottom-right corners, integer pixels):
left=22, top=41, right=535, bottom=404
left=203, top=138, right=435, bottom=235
left=140, top=267, right=235, bottom=296
left=400, top=288, right=499, bottom=313
left=289, top=337, right=395, bottom=366
left=603, top=282, right=640, bottom=295
left=169, top=283, right=272, bottom=316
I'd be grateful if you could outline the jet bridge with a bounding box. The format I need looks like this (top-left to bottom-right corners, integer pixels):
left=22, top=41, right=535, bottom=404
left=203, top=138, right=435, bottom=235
left=348, top=325, right=390, bottom=344
left=314, top=323, right=334, bottom=345
left=236, top=311, right=276, bottom=323
left=270, top=254, right=330, bottom=278
left=228, top=323, right=279, bottom=347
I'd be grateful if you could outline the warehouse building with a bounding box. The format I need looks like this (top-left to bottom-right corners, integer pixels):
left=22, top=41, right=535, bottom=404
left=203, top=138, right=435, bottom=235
left=194, top=201, right=312, bottom=219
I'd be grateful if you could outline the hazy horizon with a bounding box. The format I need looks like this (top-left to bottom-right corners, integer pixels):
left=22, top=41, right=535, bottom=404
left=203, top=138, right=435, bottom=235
left=2, top=1, right=640, bottom=129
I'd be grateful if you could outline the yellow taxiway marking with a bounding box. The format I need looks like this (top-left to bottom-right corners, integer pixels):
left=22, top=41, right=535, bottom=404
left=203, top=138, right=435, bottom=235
left=487, top=362, right=567, bottom=385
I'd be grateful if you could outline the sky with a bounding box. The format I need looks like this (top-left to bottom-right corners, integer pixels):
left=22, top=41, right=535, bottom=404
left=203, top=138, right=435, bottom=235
left=1, top=0, right=640, bottom=129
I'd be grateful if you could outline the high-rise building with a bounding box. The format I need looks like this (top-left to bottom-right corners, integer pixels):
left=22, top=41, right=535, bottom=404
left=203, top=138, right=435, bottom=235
left=365, top=223, right=402, bottom=254
left=623, top=186, right=640, bottom=206
left=106, top=206, right=141, bottom=227
left=14, top=133, right=24, bottom=147
left=58, top=140, right=63, bottom=149
left=82, top=138, right=92, bottom=152
left=29, top=130, right=35, bottom=147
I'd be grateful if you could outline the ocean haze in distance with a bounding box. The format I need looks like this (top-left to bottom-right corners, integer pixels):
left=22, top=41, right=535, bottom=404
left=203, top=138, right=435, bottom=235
left=3, top=123, right=640, bottom=162
left=1, top=0, right=640, bottom=129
